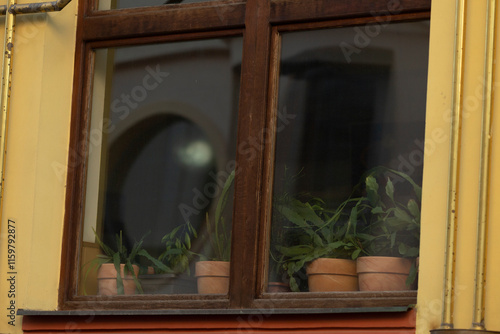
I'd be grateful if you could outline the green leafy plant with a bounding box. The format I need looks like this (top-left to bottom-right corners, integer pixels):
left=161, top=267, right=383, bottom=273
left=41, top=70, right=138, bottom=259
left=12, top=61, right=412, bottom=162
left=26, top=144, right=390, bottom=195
left=345, top=167, right=421, bottom=285
left=155, top=221, right=199, bottom=275
left=273, top=167, right=422, bottom=291
left=276, top=197, right=363, bottom=292
left=201, top=169, right=235, bottom=262
left=348, top=167, right=421, bottom=258
left=84, top=229, right=153, bottom=295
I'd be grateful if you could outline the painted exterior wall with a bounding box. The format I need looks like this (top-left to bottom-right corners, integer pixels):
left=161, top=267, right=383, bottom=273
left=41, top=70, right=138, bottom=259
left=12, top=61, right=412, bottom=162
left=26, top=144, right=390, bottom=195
left=0, top=0, right=499, bottom=333
left=0, top=0, right=78, bottom=332
left=417, top=0, right=500, bottom=333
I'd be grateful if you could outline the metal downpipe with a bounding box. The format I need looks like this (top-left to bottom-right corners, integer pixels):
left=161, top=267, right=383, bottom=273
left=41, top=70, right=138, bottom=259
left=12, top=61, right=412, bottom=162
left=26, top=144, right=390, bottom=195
left=438, top=0, right=467, bottom=329
left=471, top=0, right=497, bottom=331
left=0, top=0, right=16, bottom=214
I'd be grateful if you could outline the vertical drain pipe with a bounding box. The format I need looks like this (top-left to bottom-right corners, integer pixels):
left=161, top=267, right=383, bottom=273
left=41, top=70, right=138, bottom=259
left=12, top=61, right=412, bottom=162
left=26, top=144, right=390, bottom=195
left=437, top=0, right=467, bottom=330
left=0, top=0, right=16, bottom=210
left=472, top=0, right=496, bottom=330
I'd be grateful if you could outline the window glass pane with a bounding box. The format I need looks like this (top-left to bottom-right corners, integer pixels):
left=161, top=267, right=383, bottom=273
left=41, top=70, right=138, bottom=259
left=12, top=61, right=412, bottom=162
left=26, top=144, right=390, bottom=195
left=269, top=21, right=429, bottom=293
left=98, top=0, right=212, bottom=11
left=79, top=37, right=242, bottom=296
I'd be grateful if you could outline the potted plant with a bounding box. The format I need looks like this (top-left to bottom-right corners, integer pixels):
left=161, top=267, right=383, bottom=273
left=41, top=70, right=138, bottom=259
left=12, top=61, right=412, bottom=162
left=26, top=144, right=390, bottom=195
left=139, top=221, right=198, bottom=294
left=276, top=196, right=362, bottom=292
left=84, top=229, right=149, bottom=296
left=349, top=167, right=421, bottom=291
left=195, top=169, right=235, bottom=294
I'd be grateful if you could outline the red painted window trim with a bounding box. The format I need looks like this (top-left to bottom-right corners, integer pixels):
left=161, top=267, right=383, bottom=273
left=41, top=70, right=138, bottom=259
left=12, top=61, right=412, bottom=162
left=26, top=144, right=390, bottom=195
left=22, top=310, right=416, bottom=333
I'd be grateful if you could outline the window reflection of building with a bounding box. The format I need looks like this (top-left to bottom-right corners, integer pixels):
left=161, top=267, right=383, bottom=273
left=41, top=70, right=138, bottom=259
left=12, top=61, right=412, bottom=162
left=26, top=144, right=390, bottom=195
left=273, top=22, right=429, bottom=207
left=103, top=113, right=217, bottom=256
left=82, top=38, right=241, bottom=273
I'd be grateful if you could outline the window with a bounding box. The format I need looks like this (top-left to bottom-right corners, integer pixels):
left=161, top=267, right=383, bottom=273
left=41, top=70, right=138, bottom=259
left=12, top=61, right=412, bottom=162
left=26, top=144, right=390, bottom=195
left=79, top=39, right=241, bottom=297
left=61, top=0, right=431, bottom=310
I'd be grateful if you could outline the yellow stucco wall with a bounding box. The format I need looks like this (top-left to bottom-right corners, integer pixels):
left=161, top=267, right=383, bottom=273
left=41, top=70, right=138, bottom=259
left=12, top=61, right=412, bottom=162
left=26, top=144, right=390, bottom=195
left=417, top=0, right=500, bottom=332
left=416, top=0, right=456, bottom=331
left=0, top=0, right=499, bottom=334
left=0, top=0, right=77, bottom=332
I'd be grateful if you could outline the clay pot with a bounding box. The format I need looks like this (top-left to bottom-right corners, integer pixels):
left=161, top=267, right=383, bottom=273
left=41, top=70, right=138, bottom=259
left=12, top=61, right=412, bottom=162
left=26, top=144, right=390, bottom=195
left=267, top=282, right=291, bottom=293
left=195, top=261, right=230, bottom=294
left=306, top=258, right=358, bottom=292
left=97, top=263, right=139, bottom=296
left=357, top=256, right=413, bottom=291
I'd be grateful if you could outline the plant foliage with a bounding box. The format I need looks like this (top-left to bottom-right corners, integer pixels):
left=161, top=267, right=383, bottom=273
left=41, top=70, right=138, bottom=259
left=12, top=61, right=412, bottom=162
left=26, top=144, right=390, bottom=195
left=202, top=169, right=235, bottom=262
left=84, top=229, right=156, bottom=295
left=348, top=167, right=421, bottom=258
left=274, top=166, right=421, bottom=291
left=276, top=197, right=363, bottom=292
left=345, top=167, right=421, bottom=286
left=155, top=221, right=199, bottom=275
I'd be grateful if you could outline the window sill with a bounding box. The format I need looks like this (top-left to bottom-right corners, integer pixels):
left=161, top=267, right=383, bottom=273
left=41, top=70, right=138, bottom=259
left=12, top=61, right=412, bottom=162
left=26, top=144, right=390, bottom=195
left=18, top=305, right=412, bottom=316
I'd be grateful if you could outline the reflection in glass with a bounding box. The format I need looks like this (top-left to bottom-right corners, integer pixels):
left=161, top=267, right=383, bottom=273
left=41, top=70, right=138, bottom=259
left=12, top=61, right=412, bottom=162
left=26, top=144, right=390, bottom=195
left=269, top=21, right=429, bottom=292
left=80, top=38, right=242, bottom=296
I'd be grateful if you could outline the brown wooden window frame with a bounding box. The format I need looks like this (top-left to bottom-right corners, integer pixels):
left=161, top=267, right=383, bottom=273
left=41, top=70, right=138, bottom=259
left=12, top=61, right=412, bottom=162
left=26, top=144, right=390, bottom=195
left=60, top=0, right=432, bottom=311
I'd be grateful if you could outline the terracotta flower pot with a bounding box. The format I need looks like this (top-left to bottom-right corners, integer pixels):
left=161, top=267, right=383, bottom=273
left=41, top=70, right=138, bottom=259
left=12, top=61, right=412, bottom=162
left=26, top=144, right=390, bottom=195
left=267, top=282, right=291, bottom=293
left=306, top=258, right=358, bottom=292
left=97, top=263, right=139, bottom=296
left=195, top=261, right=230, bottom=294
left=357, top=256, right=413, bottom=291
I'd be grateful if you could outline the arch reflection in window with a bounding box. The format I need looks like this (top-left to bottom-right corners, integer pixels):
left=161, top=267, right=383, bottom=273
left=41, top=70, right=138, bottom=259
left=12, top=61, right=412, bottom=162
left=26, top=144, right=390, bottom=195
left=79, top=37, right=241, bottom=296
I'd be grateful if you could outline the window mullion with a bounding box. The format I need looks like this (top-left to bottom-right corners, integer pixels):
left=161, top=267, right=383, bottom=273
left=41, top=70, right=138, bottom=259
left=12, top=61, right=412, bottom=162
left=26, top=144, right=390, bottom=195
left=229, top=0, right=272, bottom=308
